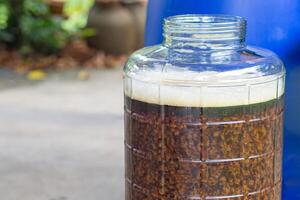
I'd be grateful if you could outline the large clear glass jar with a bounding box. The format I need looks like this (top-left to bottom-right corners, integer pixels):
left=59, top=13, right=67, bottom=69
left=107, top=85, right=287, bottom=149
left=124, top=15, right=285, bottom=200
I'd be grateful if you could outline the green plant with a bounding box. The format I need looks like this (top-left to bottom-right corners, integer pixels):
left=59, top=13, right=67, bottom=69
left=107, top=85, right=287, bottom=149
left=0, top=0, right=95, bottom=55
left=62, top=0, right=94, bottom=34
left=0, top=1, right=9, bottom=30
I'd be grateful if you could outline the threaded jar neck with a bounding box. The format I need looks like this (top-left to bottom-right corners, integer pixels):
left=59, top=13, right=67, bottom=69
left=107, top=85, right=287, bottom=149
left=163, top=15, right=247, bottom=50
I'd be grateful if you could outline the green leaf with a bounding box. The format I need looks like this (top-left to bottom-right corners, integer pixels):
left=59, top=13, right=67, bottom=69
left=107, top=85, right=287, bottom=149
left=62, top=0, right=94, bottom=33
left=23, top=0, right=50, bottom=16
left=0, top=2, right=9, bottom=29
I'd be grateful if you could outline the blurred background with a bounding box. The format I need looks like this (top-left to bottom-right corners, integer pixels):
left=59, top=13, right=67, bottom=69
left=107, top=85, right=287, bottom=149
left=0, top=0, right=299, bottom=199
left=0, top=0, right=146, bottom=199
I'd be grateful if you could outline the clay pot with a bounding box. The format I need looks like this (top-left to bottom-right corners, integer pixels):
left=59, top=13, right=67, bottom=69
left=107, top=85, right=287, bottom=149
left=123, top=1, right=147, bottom=49
left=87, top=1, right=135, bottom=55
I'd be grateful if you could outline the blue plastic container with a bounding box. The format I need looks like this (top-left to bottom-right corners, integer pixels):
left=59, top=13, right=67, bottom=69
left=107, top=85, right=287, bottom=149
left=145, top=1, right=300, bottom=199
left=145, top=0, right=300, bottom=63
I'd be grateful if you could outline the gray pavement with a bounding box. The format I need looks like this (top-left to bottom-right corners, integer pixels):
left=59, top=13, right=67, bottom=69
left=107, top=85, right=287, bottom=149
left=0, top=69, right=124, bottom=200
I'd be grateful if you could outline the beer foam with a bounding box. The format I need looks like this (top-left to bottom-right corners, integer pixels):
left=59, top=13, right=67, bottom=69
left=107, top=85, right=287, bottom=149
left=125, top=70, right=285, bottom=107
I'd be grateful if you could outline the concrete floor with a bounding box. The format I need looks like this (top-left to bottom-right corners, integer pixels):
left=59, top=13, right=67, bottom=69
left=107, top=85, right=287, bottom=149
left=0, top=69, right=124, bottom=200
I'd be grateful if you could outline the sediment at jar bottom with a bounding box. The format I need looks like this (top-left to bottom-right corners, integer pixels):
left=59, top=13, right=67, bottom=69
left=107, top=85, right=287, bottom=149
left=125, top=96, right=283, bottom=200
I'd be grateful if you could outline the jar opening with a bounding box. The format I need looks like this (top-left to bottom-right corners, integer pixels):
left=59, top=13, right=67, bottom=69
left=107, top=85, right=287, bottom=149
left=163, top=14, right=246, bottom=43
left=165, top=15, right=245, bottom=28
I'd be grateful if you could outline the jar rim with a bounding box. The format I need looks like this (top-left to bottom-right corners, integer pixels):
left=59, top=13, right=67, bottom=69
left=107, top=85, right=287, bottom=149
left=164, top=14, right=246, bottom=29
left=163, top=14, right=247, bottom=43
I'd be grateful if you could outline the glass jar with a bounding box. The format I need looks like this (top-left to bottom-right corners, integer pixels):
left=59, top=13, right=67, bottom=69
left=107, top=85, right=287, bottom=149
left=124, top=15, right=285, bottom=200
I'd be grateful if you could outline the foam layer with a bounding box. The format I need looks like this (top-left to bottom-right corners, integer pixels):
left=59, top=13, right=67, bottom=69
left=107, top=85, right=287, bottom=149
left=124, top=70, right=285, bottom=107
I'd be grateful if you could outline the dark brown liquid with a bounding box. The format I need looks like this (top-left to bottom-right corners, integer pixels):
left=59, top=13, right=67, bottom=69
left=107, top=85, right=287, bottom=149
left=125, top=96, right=283, bottom=200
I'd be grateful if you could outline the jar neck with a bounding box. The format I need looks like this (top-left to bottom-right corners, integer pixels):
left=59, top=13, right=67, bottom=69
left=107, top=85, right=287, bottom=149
left=163, top=15, right=246, bottom=53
